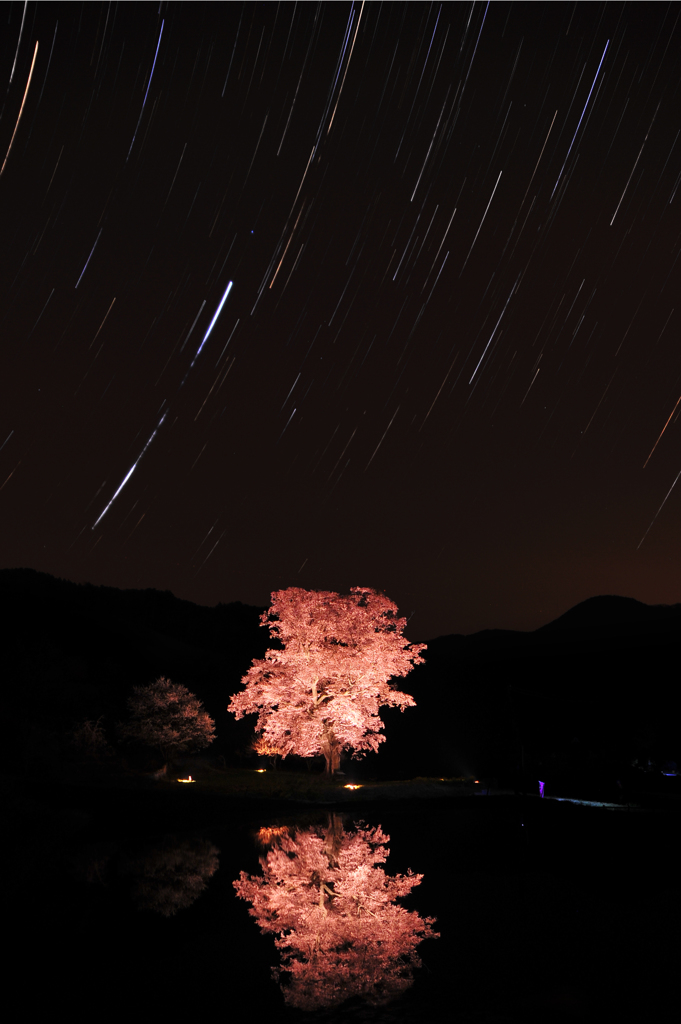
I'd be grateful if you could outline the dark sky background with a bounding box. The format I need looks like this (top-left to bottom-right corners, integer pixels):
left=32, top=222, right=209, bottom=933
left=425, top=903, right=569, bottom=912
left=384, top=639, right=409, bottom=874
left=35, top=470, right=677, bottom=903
left=3, top=2, right=681, bottom=640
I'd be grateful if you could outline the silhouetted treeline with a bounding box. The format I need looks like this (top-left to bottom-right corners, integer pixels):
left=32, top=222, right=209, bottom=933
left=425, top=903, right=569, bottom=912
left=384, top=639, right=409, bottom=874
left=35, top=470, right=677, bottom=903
left=1, top=568, right=269, bottom=771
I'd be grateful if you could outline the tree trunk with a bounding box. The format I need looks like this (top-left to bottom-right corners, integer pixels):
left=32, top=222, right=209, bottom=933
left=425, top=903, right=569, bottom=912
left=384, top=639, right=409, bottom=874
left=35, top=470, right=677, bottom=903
left=324, top=812, right=343, bottom=867
left=321, top=721, right=340, bottom=775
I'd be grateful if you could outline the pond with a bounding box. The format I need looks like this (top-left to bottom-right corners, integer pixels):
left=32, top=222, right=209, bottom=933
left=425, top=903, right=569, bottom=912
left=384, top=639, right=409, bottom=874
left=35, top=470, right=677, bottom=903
left=12, top=794, right=678, bottom=1022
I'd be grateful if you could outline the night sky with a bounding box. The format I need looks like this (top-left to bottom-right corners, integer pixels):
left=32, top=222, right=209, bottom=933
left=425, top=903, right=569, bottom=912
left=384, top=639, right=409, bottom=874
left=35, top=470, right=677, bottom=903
left=3, top=2, right=681, bottom=640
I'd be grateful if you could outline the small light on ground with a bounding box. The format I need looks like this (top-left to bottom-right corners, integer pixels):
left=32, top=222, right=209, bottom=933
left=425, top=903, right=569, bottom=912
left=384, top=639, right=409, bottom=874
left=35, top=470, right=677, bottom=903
left=177, top=775, right=194, bottom=783
left=255, top=769, right=266, bottom=773
left=344, top=784, right=362, bottom=790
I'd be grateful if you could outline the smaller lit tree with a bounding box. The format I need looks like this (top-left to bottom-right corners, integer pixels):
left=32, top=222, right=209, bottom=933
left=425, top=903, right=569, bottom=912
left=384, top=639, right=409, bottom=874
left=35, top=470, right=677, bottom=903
left=69, top=716, right=112, bottom=762
left=119, top=677, right=215, bottom=764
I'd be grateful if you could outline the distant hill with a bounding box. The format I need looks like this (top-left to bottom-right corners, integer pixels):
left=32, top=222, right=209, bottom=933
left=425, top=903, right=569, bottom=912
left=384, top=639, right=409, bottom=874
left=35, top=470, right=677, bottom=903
left=2, top=572, right=679, bottom=791
left=534, top=593, right=681, bottom=639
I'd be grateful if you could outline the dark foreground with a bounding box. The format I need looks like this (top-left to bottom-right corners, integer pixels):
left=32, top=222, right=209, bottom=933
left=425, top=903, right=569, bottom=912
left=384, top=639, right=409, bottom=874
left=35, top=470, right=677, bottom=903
left=5, top=769, right=679, bottom=1023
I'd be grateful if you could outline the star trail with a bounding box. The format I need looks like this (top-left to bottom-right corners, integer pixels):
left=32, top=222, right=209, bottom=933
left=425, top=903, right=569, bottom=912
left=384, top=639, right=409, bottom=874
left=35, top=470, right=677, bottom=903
left=2, top=2, right=681, bottom=639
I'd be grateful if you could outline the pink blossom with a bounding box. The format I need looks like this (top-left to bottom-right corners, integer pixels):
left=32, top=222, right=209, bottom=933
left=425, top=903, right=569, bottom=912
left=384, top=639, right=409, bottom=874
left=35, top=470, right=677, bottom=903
left=229, top=588, right=425, bottom=772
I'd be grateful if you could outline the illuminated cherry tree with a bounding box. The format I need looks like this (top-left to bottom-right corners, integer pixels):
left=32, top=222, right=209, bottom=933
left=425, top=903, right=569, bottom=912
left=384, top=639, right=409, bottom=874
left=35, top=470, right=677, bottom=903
left=234, top=816, right=438, bottom=1010
left=119, top=676, right=215, bottom=762
left=228, top=587, right=425, bottom=773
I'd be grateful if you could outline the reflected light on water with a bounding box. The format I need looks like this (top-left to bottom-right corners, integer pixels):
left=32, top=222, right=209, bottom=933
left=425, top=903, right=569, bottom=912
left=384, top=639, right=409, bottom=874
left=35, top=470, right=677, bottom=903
left=126, top=836, right=219, bottom=916
left=235, top=814, right=438, bottom=1011
left=257, top=826, right=290, bottom=846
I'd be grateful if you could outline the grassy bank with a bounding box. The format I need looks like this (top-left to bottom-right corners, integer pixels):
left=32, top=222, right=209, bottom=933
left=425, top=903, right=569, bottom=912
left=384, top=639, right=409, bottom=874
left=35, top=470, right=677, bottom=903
left=4, top=765, right=486, bottom=837
left=182, top=765, right=480, bottom=802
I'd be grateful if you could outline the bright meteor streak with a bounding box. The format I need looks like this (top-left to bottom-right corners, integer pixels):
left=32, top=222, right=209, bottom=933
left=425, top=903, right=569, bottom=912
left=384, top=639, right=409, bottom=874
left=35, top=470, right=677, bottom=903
left=92, top=412, right=167, bottom=529
left=193, top=280, right=233, bottom=361
left=92, top=281, right=234, bottom=527
left=92, top=282, right=233, bottom=527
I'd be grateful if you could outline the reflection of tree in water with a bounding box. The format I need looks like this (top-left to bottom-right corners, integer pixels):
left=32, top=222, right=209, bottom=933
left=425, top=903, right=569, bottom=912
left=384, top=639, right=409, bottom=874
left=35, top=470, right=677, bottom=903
left=123, top=836, right=219, bottom=917
left=235, top=814, right=438, bottom=1011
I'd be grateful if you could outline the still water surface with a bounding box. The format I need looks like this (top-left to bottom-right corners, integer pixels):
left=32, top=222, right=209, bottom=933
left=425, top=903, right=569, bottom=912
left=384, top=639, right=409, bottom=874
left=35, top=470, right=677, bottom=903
left=19, top=796, right=678, bottom=1022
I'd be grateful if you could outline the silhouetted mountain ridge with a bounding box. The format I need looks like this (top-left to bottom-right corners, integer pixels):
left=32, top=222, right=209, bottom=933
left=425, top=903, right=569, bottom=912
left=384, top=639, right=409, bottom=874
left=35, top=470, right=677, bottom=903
left=2, top=570, right=678, bottom=788
left=375, top=593, right=681, bottom=784
left=426, top=593, right=681, bottom=660
left=535, top=593, right=681, bottom=636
